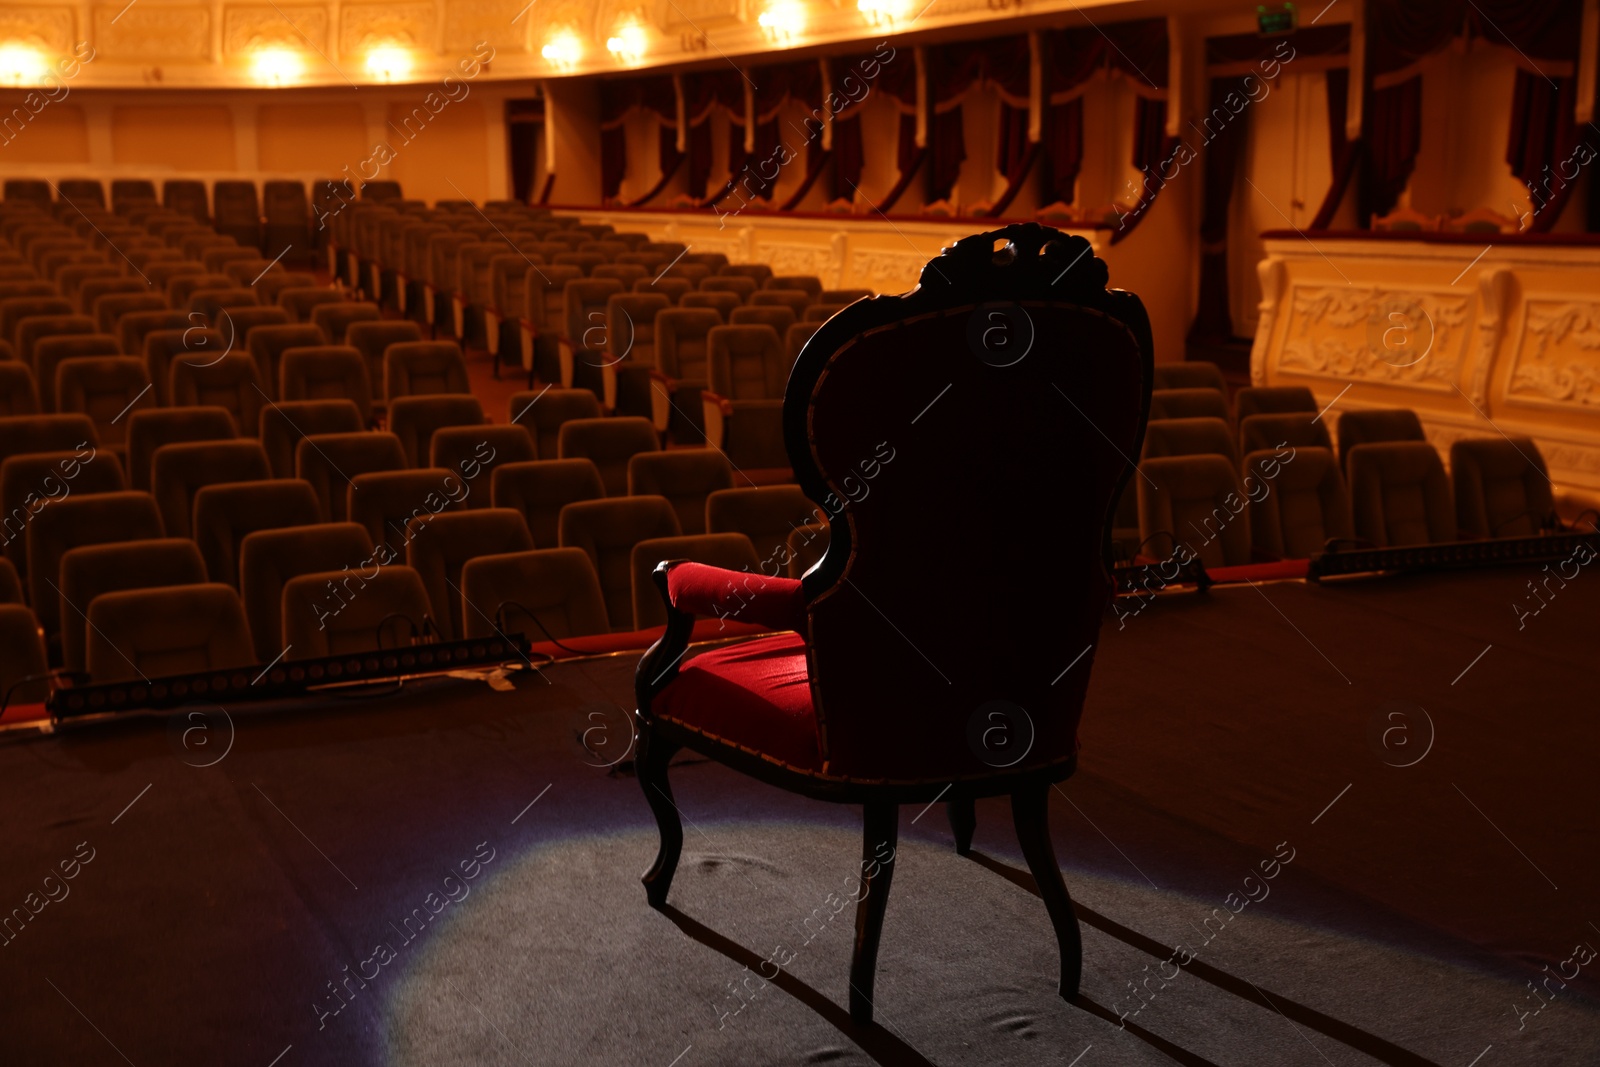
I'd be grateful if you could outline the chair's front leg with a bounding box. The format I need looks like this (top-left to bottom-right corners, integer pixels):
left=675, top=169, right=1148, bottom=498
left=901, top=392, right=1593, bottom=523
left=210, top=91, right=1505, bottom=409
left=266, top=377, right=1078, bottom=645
left=849, top=801, right=899, bottom=1025
left=637, top=723, right=682, bottom=908
left=948, top=796, right=976, bottom=855
left=1012, top=782, right=1083, bottom=1000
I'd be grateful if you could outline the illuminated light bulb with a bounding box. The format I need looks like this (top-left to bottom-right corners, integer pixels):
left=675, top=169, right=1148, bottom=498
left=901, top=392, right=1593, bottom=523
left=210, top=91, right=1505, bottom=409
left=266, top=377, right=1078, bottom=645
left=364, top=44, right=413, bottom=83
left=758, top=0, right=806, bottom=41
left=251, top=46, right=304, bottom=86
left=0, top=43, right=49, bottom=86
left=541, top=33, right=583, bottom=68
left=856, top=0, right=909, bottom=26
left=606, top=22, right=648, bottom=65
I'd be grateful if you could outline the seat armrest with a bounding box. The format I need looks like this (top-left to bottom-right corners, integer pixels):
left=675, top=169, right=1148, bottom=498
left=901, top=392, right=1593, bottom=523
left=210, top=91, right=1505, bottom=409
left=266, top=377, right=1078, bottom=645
left=664, top=560, right=807, bottom=633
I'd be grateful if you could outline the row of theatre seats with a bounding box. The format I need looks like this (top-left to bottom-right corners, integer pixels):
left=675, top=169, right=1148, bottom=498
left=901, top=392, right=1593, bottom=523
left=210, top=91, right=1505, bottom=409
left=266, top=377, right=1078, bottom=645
left=1131, top=363, right=1560, bottom=570
left=0, top=186, right=849, bottom=705
left=0, top=175, right=382, bottom=264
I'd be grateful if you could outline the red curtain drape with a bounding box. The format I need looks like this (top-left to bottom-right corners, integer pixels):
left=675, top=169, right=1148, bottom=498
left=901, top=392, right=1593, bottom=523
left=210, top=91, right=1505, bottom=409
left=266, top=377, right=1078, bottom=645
left=1359, top=77, right=1423, bottom=223
left=925, top=45, right=986, bottom=202
left=1507, top=70, right=1584, bottom=231
left=1311, top=68, right=1357, bottom=228
left=684, top=69, right=746, bottom=205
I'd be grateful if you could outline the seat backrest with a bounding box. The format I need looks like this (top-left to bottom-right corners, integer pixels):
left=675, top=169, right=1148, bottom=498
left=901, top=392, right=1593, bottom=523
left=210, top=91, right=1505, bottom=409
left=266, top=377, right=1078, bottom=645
left=490, top=458, right=605, bottom=547
left=704, top=485, right=820, bottom=564
left=258, top=398, right=364, bottom=477
left=279, top=345, right=371, bottom=421
left=1449, top=436, right=1554, bottom=538
left=346, top=468, right=467, bottom=557
left=556, top=416, right=659, bottom=496
left=384, top=340, right=469, bottom=401
left=0, top=444, right=123, bottom=580
left=1150, top=361, right=1225, bottom=393
left=750, top=289, right=812, bottom=317
left=1335, top=407, right=1425, bottom=471
left=459, top=547, right=608, bottom=641
left=655, top=308, right=723, bottom=382
left=718, top=263, right=772, bottom=285
left=282, top=563, right=432, bottom=657
left=1244, top=446, right=1350, bottom=559
left=707, top=325, right=786, bottom=400
left=117, top=310, right=189, bottom=361
left=27, top=490, right=165, bottom=636
left=768, top=275, right=823, bottom=299
left=169, top=352, right=263, bottom=435
left=1137, top=454, right=1252, bottom=569
left=34, top=334, right=119, bottom=409
left=557, top=495, right=681, bottom=631
left=346, top=320, right=424, bottom=388
left=86, top=583, right=255, bottom=684
left=149, top=439, right=271, bottom=538
left=1150, top=387, right=1231, bottom=423
left=0, top=363, right=38, bottom=417
left=239, top=521, right=374, bottom=661
left=1238, top=412, right=1333, bottom=457
left=125, top=407, right=238, bottom=490
left=1234, top=385, right=1317, bottom=421
left=631, top=532, right=761, bottom=629
left=729, top=305, right=796, bottom=336
left=386, top=394, right=484, bottom=467
left=772, top=224, right=1150, bottom=781
left=249, top=324, right=329, bottom=401
left=627, top=449, right=734, bottom=534
left=429, top=425, right=537, bottom=497
left=191, top=478, right=322, bottom=588
left=0, top=412, right=99, bottom=474
left=58, top=538, right=207, bottom=672
left=55, top=357, right=153, bottom=446
left=606, top=293, right=671, bottom=367
left=1141, top=416, right=1238, bottom=467
left=296, top=431, right=406, bottom=522
left=310, top=301, right=381, bottom=345
left=525, top=264, right=584, bottom=334
left=1347, top=441, right=1454, bottom=547
left=404, top=508, right=534, bottom=639
left=564, top=279, right=625, bottom=351
left=679, top=290, right=741, bottom=322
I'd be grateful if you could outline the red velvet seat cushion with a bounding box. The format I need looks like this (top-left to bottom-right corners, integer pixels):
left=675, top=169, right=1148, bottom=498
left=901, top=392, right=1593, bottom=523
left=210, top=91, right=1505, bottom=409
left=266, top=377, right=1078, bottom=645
left=653, top=632, right=821, bottom=772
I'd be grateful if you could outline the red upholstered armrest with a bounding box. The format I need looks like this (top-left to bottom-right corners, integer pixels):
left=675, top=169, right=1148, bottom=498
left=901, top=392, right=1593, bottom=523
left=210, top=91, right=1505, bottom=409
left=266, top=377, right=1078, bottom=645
left=665, top=561, right=807, bottom=634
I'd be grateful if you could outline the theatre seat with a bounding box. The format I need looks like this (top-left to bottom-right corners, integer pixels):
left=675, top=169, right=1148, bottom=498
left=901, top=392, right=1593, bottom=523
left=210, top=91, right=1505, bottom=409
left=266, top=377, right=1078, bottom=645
left=0, top=363, right=38, bottom=418
left=1239, top=412, right=1333, bottom=457
left=638, top=277, right=691, bottom=304
left=126, top=407, right=238, bottom=490
left=384, top=340, right=469, bottom=401
left=559, top=496, right=681, bottom=631
left=347, top=468, right=466, bottom=557
left=459, top=548, right=609, bottom=641
left=406, top=509, right=534, bottom=640
left=1150, top=387, right=1231, bottom=423
left=86, top=584, right=255, bottom=684
left=388, top=395, right=485, bottom=468
left=718, top=263, right=773, bottom=286
left=491, top=459, right=605, bottom=548
left=508, top=388, right=601, bottom=462
left=169, top=352, right=264, bottom=436
left=1141, top=416, right=1237, bottom=466
left=249, top=323, right=328, bottom=402
left=117, top=311, right=189, bottom=363
left=259, top=398, right=364, bottom=477
left=557, top=416, right=658, bottom=496
left=33, top=334, right=119, bottom=411
left=1336, top=407, right=1426, bottom=471
left=1150, top=360, right=1226, bottom=394
left=1137, top=454, right=1252, bottom=568
left=57, top=539, right=208, bottom=672
left=0, top=446, right=124, bottom=582
left=277, top=287, right=345, bottom=324
left=1347, top=441, right=1455, bottom=548
left=700, top=276, right=757, bottom=303
left=631, top=533, right=760, bottom=629
left=429, top=425, right=536, bottom=501
left=213, top=181, right=263, bottom=250
left=628, top=450, right=734, bottom=534
left=0, top=413, right=99, bottom=475
left=27, top=490, right=165, bottom=640
left=54, top=357, right=153, bottom=449
left=150, top=439, right=271, bottom=539
left=750, top=289, right=811, bottom=318
left=1450, top=436, right=1555, bottom=538
left=705, top=486, right=819, bottom=563
left=602, top=292, right=671, bottom=415
left=680, top=291, right=740, bottom=321
left=1244, top=447, right=1351, bottom=559
left=297, top=432, right=406, bottom=522
left=0, top=604, right=49, bottom=705
left=279, top=346, right=372, bottom=422
left=346, top=320, right=423, bottom=397
left=282, top=564, right=434, bottom=657
left=239, top=522, right=374, bottom=661
left=14, top=311, right=91, bottom=367
left=192, top=479, right=322, bottom=587
left=729, top=305, right=796, bottom=336
left=1234, top=386, right=1318, bottom=421
left=310, top=301, right=381, bottom=345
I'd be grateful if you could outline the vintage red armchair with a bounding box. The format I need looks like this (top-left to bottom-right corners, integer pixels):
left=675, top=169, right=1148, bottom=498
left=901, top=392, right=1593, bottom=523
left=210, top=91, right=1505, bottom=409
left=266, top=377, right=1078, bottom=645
left=634, top=222, right=1153, bottom=1024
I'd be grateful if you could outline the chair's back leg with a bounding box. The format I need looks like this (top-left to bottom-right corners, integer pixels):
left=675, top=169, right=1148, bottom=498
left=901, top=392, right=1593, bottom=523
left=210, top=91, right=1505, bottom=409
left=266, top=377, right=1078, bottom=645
left=849, top=801, right=899, bottom=1025
left=1011, top=783, right=1083, bottom=1000
left=637, top=723, right=683, bottom=908
left=948, top=796, right=976, bottom=855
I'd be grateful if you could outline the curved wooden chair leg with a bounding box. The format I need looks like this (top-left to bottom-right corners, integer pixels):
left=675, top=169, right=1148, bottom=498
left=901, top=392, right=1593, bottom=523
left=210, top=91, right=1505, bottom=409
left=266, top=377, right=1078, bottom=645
left=1011, top=783, right=1083, bottom=1000
left=849, top=801, right=899, bottom=1025
left=948, top=796, right=976, bottom=855
left=637, top=724, right=682, bottom=909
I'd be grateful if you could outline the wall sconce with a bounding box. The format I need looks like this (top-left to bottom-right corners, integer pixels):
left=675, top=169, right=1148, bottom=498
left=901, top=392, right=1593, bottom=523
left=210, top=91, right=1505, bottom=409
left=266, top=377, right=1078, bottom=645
left=856, top=0, right=909, bottom=28
left=541, top=32, right=584, bottom=69
left=364, top=44, right=413, bottom=83
left=757, top=1, right=806, bottom=43
left=0, top=43, right=49, bottom=87
left=606, top=22, right=648, bottom=65
left=251, top=46, right=304, bottom=86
